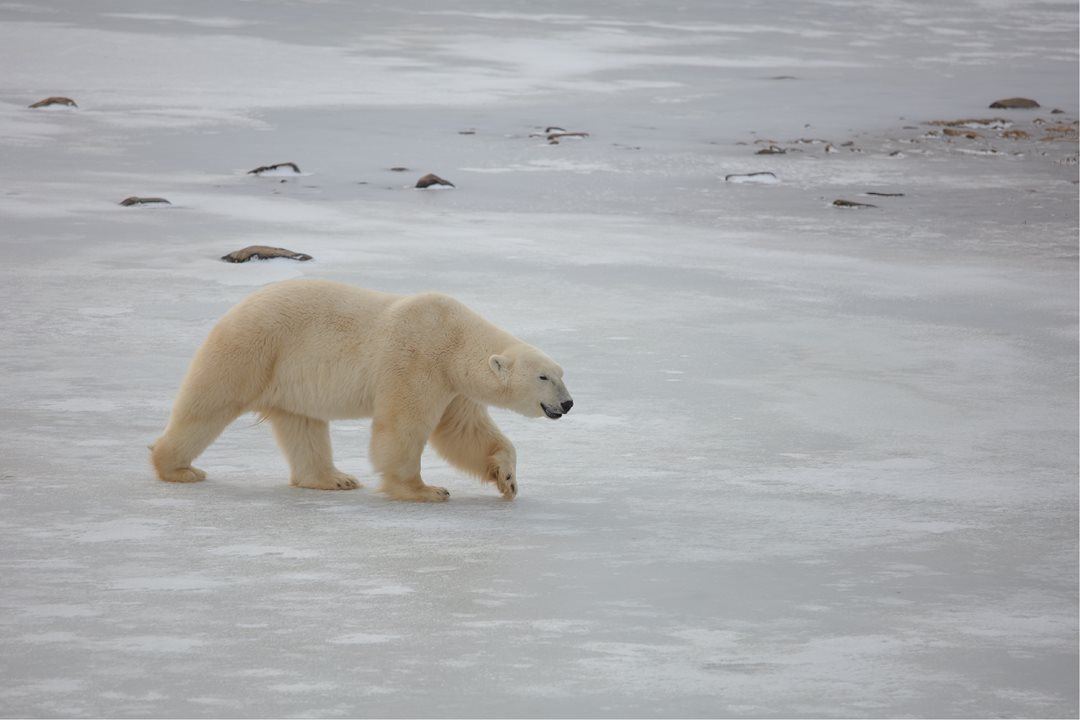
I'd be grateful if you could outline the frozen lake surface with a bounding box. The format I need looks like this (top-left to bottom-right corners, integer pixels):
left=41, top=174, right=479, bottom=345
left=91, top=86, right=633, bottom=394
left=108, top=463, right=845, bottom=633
left=0, top=1, right=1077, bottom=717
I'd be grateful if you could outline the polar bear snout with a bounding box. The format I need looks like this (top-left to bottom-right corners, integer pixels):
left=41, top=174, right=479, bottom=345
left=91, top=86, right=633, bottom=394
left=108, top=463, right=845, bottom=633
left=541, top=398, right=573, bottom=419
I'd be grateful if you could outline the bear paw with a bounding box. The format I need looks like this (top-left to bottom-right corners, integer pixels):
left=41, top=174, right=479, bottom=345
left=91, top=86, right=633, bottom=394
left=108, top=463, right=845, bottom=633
left=382, top=482, right=450, bottom=503
left=331, top=470, right=362, bottom=490
left=159, top=466, right=207, bottom=483
left=293, top=470, right=361, bottom=491
left=487, top=452, right=517, bottom=500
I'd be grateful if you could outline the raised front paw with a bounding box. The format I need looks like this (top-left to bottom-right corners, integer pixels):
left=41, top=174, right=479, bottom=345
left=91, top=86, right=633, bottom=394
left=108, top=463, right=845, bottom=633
left=487, top=450, right=517, bottom=500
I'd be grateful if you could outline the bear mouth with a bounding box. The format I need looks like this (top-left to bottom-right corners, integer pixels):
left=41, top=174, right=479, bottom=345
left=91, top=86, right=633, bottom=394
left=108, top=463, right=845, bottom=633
left=541, top=403, right=563, bottom=419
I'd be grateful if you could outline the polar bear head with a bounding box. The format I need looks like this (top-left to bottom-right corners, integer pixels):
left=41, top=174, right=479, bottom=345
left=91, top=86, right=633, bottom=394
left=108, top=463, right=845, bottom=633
left=488, top=343, right=574, bottom=419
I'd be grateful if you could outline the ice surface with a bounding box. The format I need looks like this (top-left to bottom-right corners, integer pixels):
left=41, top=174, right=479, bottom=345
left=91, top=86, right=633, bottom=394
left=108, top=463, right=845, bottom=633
left=726, top=173, right=781, bottom=185
left=0, top=0, right=1077, bottom=718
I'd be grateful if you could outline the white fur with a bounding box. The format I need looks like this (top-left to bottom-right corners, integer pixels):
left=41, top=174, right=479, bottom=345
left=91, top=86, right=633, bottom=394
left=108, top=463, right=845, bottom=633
left=151, top=279, right=572, bottom=501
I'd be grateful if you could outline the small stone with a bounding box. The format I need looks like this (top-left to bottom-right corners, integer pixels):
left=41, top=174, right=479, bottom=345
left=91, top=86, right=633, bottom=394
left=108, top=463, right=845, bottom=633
left=1001, top=129, right=1030, bottom=139
left=544, top=126, right=566, bottom=133
left=865, top=192, right=905, bottom=197
left=768, top=75, right=797, bottom=80
left=989, top=97, right=1040, bottom=109
left=388, top=167, right=409, bottom=172
left=825, top=144, right=837, bottom=153
left=247, top=162, right=301, bottom=176
left=29, top=96, right=77, bottom=108
left=1051, top=108, right=1064, bottom=114
left=458, top=129, right=476, bottom=135
left=755, top=145, right=786, bottom=155
left=119, top=196, right=171, bottom=207
left=415, top=173, right=455, bottom=189
left=833, top=199, right=877, bottom=209
left=221, top=246, right=313, bottom=263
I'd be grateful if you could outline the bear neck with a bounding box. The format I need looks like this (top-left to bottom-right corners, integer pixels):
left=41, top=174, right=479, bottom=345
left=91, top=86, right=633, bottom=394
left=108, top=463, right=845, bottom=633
left=453, top=324, right=520, bottom=408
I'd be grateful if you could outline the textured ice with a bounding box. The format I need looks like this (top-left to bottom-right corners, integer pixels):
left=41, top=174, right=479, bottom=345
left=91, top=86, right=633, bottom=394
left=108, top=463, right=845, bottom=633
left=0, top=0, right=1077, bottom=718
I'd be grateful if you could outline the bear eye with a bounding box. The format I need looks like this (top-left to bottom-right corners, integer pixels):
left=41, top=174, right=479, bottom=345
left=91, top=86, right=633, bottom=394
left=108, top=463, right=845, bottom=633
left=539, top=375, right=548, bottom=381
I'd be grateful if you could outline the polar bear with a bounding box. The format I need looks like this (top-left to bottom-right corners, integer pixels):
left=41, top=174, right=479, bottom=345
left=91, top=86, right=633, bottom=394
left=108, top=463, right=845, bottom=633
left=150, top=279, right=573, bottom=501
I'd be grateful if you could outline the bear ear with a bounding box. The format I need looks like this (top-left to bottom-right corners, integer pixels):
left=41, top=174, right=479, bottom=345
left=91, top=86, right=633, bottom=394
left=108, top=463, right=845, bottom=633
left=489, top=354, right=511, bottom=381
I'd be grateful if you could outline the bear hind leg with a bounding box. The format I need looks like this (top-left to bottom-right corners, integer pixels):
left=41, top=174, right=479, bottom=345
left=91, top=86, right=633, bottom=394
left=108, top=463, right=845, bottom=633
left=267, top=409, right=360, bottom=490
left=370, top=415, right=448, bottom=502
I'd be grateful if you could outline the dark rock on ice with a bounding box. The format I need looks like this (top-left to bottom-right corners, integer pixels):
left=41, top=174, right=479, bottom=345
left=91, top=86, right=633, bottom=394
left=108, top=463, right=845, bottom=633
left=29, top=96, right=77, bottom=108
left=989, top=97, right=1040, bottom=109
left=119, top=196, right=171, bottom=206
left=221, top=246, right=313, bottom=263
left=415, top=173, right=455, bottom=189
left=247, top=162, right=301, bottom=176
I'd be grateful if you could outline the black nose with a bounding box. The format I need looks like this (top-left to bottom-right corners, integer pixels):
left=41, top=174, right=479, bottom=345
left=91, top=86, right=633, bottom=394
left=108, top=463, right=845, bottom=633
left=561, top=399, right=574, bottom=413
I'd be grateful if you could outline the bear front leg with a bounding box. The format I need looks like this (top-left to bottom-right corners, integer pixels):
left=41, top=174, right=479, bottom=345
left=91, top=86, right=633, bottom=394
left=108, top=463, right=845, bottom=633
left=268, top=409, right=360, bottom=490
left=431, top=396, right=518, bottom=499
left=370, top=414, right=449, bottom=502
left=152, top=406, right=242, bottom=484
left=486, top=445, right=518, bottom=500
